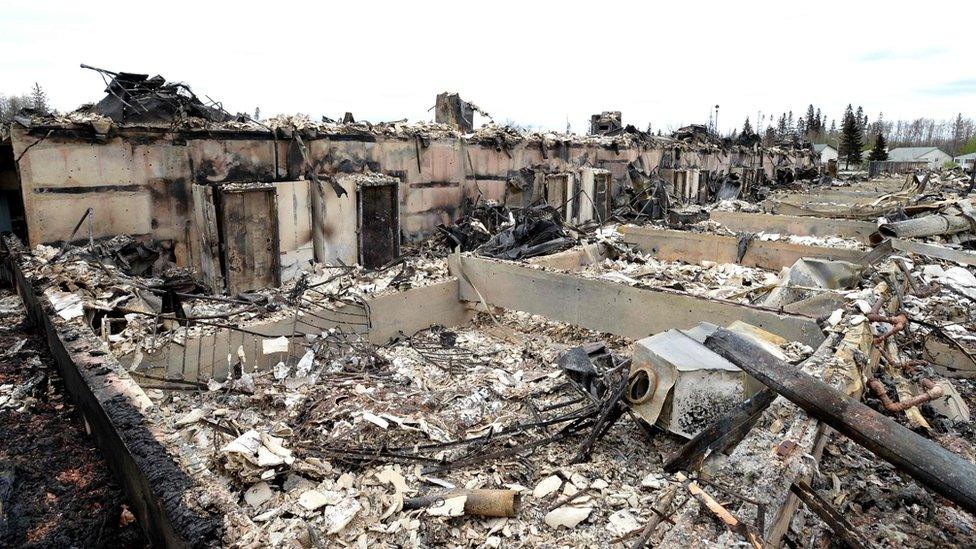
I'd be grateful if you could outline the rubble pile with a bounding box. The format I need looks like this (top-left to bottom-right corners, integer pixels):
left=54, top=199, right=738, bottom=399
left=74, top=65, right=236, bottom=125
left=438, top=201, right=577, bottom=260
left=537, top=246, right=781, bottom=302
left=141, top=310, right=673, bottom=546
left=16, top=241, right=450, bottom=361
left=133, top=237, right=976, bottom=547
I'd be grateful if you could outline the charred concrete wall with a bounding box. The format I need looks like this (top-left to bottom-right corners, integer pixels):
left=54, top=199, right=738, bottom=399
left=10, top=125, right=815, bottom=269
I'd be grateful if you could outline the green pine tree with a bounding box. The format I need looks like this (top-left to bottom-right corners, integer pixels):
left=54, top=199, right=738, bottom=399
left=868, top=133, right=888, bottom=161
left=839, top=105, right=863, bottom=168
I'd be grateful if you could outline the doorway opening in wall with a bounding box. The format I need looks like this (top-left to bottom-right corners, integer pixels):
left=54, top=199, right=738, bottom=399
left=358, top=180, right=400, bottom=269
left=592, top=172, right=612, bottom=221
left=215, top=184, right=281, bottom=294
left=0, top=139, right=27, bottom=241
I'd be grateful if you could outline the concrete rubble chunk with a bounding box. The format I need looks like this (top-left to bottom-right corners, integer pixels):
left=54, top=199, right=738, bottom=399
left=544, top=506, right=593, bottom=529
left=533, top=475, right=562, bottom=498
left=323, top=497, right=362, bottom=533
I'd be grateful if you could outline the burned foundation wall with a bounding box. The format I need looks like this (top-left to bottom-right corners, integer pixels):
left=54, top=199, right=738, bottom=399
left=11, top=125, right=814, bottom=265
left=0, top=239, right=255, bottom=547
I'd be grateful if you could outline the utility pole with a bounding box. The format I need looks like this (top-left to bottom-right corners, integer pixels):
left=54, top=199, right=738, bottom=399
left=714, top=105, right=720, bottom=136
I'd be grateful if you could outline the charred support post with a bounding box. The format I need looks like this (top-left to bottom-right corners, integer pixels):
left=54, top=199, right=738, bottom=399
left=704, top=328, right=976, bottom=515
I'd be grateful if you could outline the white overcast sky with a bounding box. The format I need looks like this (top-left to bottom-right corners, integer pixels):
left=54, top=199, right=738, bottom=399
left=2, top=1, right=974, bottom=134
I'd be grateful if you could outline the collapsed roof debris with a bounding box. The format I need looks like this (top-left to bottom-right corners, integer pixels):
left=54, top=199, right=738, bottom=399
left=439, top=201, right=577, bottom=260
left=80, top=64, right=236, bottom=125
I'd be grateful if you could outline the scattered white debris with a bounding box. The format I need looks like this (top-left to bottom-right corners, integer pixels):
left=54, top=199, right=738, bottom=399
left=545, top=506, right=593, bottom=529
left=427, top=494, right=467, bottom=517
left=533, top=475, right=562, bottom=498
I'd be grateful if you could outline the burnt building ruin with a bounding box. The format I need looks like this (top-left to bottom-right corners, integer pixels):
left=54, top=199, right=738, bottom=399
left=6, top=75, right=815, bottom=293
left=4, top=68, right=975, bottom=549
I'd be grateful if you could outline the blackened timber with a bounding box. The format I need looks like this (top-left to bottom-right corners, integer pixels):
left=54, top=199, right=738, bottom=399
left=704, top=328, right=976, bottom=515
left=573, top=375, right=628, bottom=463
left=663, top=387, right=777, bottom=473
left=34, top=184, right=145, bottom=194
left=410, top=181, right=460, bottom=189
left=790, top=480, right=871, bottom=549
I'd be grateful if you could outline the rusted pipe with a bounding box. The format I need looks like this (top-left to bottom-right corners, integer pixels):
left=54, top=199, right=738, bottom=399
left=867, top=312, right=908, bottom=344
left=402, top=489, right=520, bottom=517
left=877, top=346, right=929, bottom=376
left=868, top=378, right=943, bottom=412
left=895, top=259, right=940, bottom=298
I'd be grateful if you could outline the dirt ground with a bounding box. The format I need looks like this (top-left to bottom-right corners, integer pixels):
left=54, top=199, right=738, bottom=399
left=0, top=287, right=147, bottom=548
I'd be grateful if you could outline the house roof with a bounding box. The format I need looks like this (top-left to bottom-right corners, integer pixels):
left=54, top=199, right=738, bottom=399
left=887, top=147, right=946, bottom=161
left=954, top=152, right=976, bottom=160
left=813, top=143, right=835, bottom=153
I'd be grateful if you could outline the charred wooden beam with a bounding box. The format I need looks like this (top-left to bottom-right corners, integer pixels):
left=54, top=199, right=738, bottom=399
left=663, top=388, right=777, bottom=473
left=704, top=328, right=976, bottom=515
left=790, top=480, right=871, bottom=549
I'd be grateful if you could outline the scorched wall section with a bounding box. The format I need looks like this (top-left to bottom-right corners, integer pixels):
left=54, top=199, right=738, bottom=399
left=11, top=125, right=815, bottom=274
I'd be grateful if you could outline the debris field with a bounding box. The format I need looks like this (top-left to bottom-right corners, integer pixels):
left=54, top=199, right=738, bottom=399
left=1, top=70, right=976, bottom=548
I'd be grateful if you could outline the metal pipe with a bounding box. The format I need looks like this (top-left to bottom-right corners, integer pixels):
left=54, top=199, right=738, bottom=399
left=878, top=214, right=970, bottom=238
left=402, top=489, right=520, bottom=517
left=867, top=378, right=943, bottom=412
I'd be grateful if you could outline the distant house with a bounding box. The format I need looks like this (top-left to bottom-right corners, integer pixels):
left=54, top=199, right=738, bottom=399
left=954, top=152, right=976, bottom=170
left=886, top=147, right=952, bottom=169
left=813, top=143, right=837, bottom=164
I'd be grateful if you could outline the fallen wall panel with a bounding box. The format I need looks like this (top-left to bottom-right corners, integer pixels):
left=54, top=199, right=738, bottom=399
left=449, top=254, right=824, bottom=347
left=618, top=226, right=864, bottom=271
